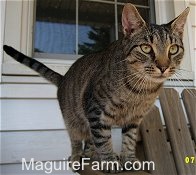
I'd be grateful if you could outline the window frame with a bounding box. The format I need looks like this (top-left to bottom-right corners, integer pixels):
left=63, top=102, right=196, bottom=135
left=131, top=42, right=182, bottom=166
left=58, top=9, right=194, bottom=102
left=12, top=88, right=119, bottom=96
left=2, top=0, right=195, bottom=85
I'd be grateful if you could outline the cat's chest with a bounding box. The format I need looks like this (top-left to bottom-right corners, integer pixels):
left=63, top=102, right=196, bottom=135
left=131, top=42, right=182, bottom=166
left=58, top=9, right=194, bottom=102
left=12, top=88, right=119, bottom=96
left=103, top=93, right=157, bottom=125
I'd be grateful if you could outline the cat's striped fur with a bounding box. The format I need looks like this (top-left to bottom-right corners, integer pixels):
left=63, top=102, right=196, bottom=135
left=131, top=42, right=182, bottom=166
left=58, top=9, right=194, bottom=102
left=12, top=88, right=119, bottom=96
left=3, top=3, right=189, bottom=173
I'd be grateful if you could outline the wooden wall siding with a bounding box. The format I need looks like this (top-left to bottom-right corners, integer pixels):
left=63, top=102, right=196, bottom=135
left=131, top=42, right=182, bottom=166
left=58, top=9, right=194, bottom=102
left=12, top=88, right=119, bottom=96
left=1, top=131, right=71, bottom=164
left=190, top=1, right=196, bottom=50
left=1, top=163, right=76, bottom=175
left=1, top=99, right=65, bottom=131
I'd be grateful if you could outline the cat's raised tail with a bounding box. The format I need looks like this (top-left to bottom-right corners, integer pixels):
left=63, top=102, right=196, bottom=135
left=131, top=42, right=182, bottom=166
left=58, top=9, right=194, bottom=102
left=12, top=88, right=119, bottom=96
left=3, top=45, right=63, bottom=86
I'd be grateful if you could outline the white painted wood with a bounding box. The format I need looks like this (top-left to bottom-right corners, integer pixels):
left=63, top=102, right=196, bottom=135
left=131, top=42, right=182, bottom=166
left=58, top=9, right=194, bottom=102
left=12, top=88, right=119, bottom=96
left=154, top=0, right=175, bottom=24
left=0, top=163, right=76, bottom=175
left=190, top=4, right=196, bottom=26
left=1, top=84, right=57, bottom=99
left=192, top=27, right=196, bottom=49
left=190, top=0, right=196, bottom=5
left=1, top=99, right=65, bottom=131
left=0, top=99, right=166, bottom=131
left=1, top=129, right=124, bottom=164
left=20, top=0, right=34, bottom=56
left=189, top=1, right=196, bottom=85
left=0, top=0, right=6, bottom=83
left=4, top=0, right=23, bottom=63
left=173, top=1, right=193, bottom=74
left=2, top=76, right=50, bottom=84
left=111, top=128, right=122, bottom=154
left=1, top=131, right=71, bottom=164
left=3, top=0, right=34, bottom=60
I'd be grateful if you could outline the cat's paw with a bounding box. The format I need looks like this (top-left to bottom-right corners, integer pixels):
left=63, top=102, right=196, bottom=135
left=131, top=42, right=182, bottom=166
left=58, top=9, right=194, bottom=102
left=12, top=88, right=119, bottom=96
left=120, top=154, right=141, bottom=171
left=100, top=153, right=123, bottom=173
left=83, top=149, right=99, bottom=160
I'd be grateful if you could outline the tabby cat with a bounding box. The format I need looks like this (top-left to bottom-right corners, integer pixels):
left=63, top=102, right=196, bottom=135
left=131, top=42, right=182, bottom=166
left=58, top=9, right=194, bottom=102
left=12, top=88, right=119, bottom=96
left=3, top=3, right=189, bottom=173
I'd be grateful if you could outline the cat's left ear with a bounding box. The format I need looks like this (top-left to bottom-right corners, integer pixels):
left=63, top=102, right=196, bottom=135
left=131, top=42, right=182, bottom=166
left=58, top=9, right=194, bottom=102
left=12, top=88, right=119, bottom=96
left=122, top=3, right=146, bottom=36
left=169, top=7, right=190, bottom=37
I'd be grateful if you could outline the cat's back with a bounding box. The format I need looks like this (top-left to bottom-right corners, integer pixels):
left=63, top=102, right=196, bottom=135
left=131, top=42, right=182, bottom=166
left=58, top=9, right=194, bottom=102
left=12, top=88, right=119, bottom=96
left=57, top=49, right=110, bottom=101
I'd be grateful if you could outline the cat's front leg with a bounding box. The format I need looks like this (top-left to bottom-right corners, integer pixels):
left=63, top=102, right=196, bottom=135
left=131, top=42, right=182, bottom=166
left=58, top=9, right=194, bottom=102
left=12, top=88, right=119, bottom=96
left=88, top=111, right=123, bottom=173
left=120, top=118, right=142, bottom=170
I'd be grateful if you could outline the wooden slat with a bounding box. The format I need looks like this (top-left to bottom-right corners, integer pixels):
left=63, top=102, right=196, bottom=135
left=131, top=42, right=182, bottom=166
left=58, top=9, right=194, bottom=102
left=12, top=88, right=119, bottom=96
left=181, top=89, right=196, bottom=143
left=159, top=88, right=195, bottom=175
left=141, top=106, right=177, bottom=175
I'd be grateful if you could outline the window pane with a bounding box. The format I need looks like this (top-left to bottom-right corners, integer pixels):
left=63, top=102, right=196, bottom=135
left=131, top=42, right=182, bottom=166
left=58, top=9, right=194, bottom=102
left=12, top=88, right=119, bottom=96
left=34, top=0, right=154, bottom=56
left=118, top=0, right=149, bottom=6
left=35, top=0, right=76, bottom=54
left=78, top=0, right=115, bottom=55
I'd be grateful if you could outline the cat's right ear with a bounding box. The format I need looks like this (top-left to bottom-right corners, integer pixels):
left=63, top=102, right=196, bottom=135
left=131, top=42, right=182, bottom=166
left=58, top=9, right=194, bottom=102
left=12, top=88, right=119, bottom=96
left=122, top=3, right=146, bottom=36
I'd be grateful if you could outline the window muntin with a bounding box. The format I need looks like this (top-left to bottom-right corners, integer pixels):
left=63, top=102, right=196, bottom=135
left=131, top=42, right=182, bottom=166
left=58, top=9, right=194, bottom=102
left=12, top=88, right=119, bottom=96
left=34, top=0, right=154, bottom=57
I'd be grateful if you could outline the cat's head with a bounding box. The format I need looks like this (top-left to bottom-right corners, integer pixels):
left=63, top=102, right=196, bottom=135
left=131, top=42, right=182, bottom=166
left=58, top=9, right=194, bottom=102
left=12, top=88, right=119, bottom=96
left=122, top=3, right=190, bottom=83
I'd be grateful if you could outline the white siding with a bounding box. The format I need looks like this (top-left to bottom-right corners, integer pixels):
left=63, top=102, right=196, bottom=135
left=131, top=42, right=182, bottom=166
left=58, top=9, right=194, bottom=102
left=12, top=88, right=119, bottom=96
left=189, top=0, right=196, bottom=85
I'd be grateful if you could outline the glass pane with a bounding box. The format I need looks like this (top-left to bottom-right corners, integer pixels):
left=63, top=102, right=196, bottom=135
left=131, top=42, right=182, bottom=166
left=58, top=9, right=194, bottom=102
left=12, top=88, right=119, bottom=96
left=118, top=0, right=149, bottom=6
left=35, top=0, right=76, bottom=54
left=78, top=0, right=115, bottom=55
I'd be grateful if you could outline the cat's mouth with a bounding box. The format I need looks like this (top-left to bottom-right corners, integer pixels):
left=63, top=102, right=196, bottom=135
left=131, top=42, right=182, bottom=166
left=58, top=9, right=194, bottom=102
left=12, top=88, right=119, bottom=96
left=149, top=73, right=169, bottom=82
left=147, top=67, right=175, bottom=82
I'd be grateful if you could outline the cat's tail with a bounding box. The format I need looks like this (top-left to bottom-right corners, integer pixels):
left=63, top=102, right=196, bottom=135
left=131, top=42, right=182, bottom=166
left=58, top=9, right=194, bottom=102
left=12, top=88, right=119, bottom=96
left=3, top=45, right=63, bottom=86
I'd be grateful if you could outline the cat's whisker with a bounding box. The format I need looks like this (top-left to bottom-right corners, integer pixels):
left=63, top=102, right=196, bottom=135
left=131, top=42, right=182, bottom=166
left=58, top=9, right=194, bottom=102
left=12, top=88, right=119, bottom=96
left=176, top=68, right=193, bottom=73
left=115, top=71, right=142, bottom=83
left=128, top=73, right=147, bottom=103
left=173, top=73, right=196, bottom=98
left=174, top=71, right=195, bottom=90
left=139, top=74, right=148, bottom=99
left=115, top=71, right=145, bottom=93
left=175, top=71, right=194, bottom=84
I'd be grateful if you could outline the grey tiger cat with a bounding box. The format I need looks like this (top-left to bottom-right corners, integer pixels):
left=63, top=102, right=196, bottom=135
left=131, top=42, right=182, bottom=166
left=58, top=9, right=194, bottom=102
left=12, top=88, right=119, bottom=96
left=4, top=3, right=189, bottom=173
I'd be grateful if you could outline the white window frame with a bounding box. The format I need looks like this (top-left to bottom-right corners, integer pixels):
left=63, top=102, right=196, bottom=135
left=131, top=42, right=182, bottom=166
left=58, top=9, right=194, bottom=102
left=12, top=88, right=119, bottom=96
left=1, top=0, right=195, bottom=85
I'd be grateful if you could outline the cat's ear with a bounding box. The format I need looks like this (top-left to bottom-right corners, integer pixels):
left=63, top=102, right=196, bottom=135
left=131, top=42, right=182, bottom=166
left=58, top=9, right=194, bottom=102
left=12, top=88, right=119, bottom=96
left=169, top=7, right=190, bottom=37
left=122, top=3, right=146, bottom=36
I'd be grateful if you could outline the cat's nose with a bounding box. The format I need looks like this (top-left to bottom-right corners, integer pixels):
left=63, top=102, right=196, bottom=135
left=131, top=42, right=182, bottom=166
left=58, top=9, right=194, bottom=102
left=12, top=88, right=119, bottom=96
left=155, top=59, right=169, bottom=73
left=157, top=65, right=168, bottom=73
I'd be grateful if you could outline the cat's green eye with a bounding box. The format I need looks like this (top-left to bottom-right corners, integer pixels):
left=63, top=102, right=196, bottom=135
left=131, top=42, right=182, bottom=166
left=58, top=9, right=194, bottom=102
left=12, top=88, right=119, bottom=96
left=140, top=44, right=152, bottom=54
left=169, top=45, right=179, bottom=55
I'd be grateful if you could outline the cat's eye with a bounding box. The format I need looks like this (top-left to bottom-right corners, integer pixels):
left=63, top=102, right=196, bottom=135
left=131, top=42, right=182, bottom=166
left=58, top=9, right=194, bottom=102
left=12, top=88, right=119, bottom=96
left=169, top=45, right=179, bottom=55
left=140, top=44, right=152, bottom=54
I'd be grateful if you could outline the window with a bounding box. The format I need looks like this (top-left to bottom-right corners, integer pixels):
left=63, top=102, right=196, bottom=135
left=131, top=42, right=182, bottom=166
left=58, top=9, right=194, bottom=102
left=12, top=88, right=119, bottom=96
left=34, top=0, right=155, bottom=58
left=2, top=0, right=194, bottom=84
